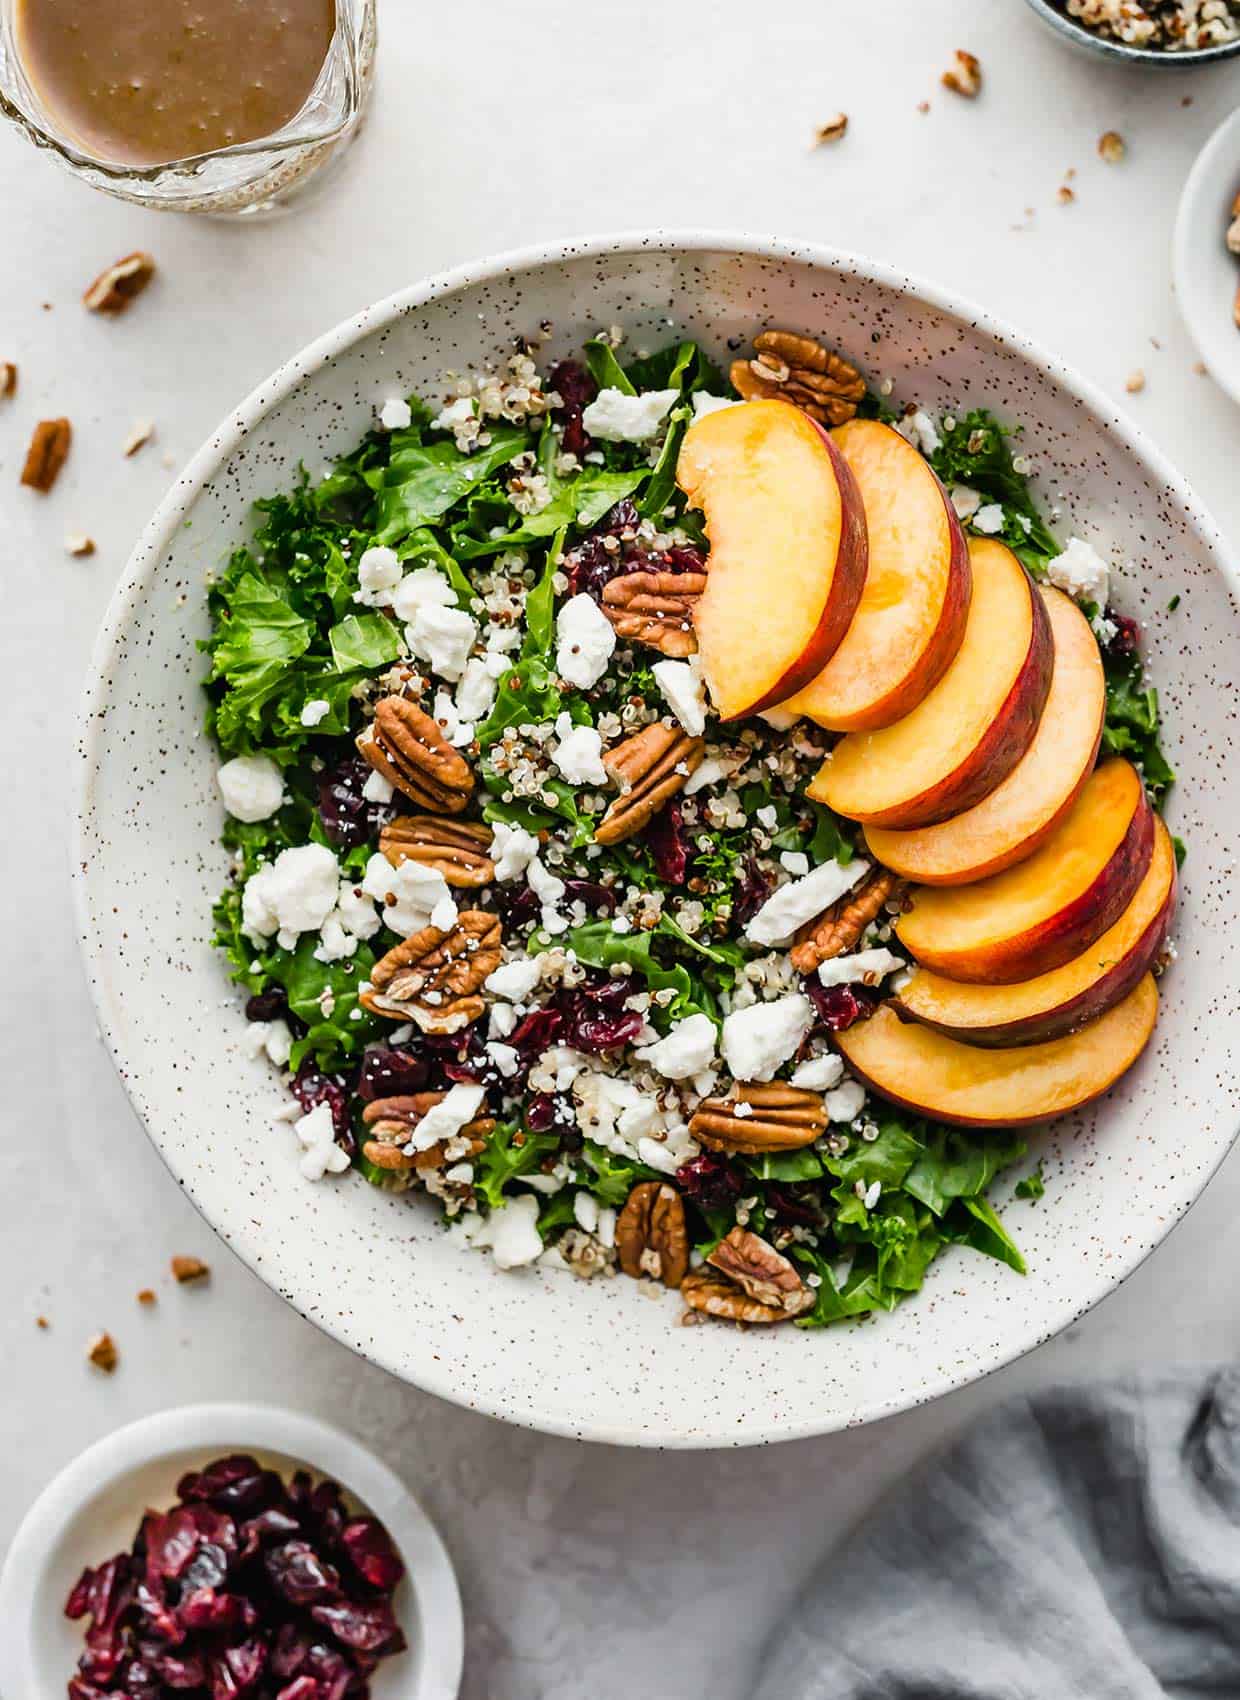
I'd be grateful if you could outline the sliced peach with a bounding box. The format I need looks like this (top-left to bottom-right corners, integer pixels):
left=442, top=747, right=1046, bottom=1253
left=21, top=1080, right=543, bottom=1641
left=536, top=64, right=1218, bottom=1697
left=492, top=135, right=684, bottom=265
left=896, top=759, right=1154, bottom=984
left=808, top=538, right=1052, bottom=828
left=677, top=399, right=867, bottom=719
left=836, top=976, right=1158, bottom=1128
left=865, top=586, right=1104, bottom=885
left=893, top=817, right=1176, bottom=1046
left=779, top=419, right=971, bottom=731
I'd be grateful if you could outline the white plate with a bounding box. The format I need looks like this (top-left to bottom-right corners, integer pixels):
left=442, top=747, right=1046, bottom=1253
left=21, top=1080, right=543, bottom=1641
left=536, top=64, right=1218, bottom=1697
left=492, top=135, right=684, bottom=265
left=0, top=1403, right=463, bottom=1700
left=74, top=232, right=1240, bottom=1448
left=1174, top=107, right=1240, bottom=405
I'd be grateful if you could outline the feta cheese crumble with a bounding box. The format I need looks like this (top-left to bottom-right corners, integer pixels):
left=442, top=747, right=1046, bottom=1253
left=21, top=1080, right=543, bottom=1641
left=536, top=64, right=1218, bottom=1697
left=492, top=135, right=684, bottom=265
left=379, top=397, right=412, bottom=431
left=896, top=409, right=941, bottom=456
left=217, top=754, right=284, bottom=824
left=825, top=1079, right=867, bottom=1123
left=1047, top=537, right=1111, bottom=608
left=406, top=603, right=477, bottom=682
left=720, top=994, right=815, bottom=1083
left=691, top=392, right=740, bottom=420
left=551, top=712, right=609, bottom=785
left=488, top=821, right=539, bottom=882
left=635, top=1012, right=718, bottom=1080
left=353, top=545, right=402, bottom=606
left=817, top=948, right=906, bottom=988
left=746, top=858, right=870, bottom=949
left=580, top=387, right=679, bottom=443
left=652, top=658, right=708, bottom=737
left=242, top=843, right=340, bottom=949
left=971, top=503, right=1005, bottom=535
left=555, top=593, right=616, bottom=689
left=789, top=1052, right=845, bottom=1091
left=484, top=955, right=542, bottom=1002
left=293, top=1102, right=350, bottom=1181
left=404, top=1083, right=485, bottom=1152
left=300, top=698, right=331, bottom=728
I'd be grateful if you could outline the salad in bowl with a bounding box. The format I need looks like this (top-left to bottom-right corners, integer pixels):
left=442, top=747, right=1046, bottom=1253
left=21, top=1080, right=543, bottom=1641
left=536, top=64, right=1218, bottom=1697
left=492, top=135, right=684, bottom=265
left=206, top=320, right=1177, bottom=1331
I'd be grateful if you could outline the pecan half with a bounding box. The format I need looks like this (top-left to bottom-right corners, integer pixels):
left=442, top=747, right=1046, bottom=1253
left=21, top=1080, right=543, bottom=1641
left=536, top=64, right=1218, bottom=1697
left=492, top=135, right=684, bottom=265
left=358, top=696, right=474, bottom=812
left=601, top=570, right=707, bottom=657
left=595, top=723, right=704, bottom=845
left=616, top=1181, right=689, bottom=1288
left=381, top=815, right=495, bottom=887
left=706, top=1226, right=814, bottom=1317
left=20, top=418, right=71, bottom=492
left=689, top=1083, right=826, bottom=1155
left=83, top=250, right=157, bottom=314
left=361, top=1092, right=492, bottom=1173
left=359, top=911, right=501, bottom=1032
left=730, top=330, right=865, bottom=427
left=789, top=868, right=908, bottom=976
left=680, top=1270, right=789, bottom=1325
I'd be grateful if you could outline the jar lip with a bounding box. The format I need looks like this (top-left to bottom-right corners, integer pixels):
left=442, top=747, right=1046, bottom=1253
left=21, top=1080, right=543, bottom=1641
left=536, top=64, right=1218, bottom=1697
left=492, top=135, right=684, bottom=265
left=0, top=1, right=366, bottom=183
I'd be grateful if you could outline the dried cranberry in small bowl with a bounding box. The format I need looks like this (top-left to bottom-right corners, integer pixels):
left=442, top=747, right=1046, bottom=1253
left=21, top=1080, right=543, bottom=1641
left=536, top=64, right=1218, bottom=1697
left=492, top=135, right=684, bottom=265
left=62, top=1455, right=409, bottom=1700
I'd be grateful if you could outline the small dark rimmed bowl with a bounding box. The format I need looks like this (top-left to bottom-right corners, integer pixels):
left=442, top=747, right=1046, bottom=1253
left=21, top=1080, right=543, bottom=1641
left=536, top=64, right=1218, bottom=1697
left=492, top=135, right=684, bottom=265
left=1022, top=0, right=1240, bottom=65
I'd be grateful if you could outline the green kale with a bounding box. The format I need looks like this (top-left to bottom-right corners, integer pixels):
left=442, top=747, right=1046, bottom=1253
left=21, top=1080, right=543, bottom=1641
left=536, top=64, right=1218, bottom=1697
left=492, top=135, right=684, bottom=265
left=1015, top=1162, right=1046, bottom=1202
left=930, top=410, right=1059, bottom=573
left=373, top=425, right=529, bottom=542
left=1101, top=645, right=1174, bottom=803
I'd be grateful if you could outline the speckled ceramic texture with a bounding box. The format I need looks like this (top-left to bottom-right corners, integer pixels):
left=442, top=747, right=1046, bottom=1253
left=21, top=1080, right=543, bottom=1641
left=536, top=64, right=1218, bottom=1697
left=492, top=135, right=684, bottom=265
left=74, top=234, right=1240, bottom=1449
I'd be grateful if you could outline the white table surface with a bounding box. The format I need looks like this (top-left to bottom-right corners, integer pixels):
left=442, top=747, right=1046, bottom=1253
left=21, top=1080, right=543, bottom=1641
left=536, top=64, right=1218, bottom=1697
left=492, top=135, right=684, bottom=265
left=4, top=4, right=1240, bottom=1694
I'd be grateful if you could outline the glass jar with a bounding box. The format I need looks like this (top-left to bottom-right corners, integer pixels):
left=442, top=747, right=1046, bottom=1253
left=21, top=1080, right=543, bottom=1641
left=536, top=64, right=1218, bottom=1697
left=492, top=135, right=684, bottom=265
left=0, top=0, right=375, bottom=216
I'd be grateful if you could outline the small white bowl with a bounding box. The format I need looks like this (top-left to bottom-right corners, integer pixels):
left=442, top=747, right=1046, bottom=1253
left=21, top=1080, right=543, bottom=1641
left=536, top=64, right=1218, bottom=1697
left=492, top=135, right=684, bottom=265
left=1174, top=106, right=1240, bottom=405
left=0, top=1403, right=463, bottom=1700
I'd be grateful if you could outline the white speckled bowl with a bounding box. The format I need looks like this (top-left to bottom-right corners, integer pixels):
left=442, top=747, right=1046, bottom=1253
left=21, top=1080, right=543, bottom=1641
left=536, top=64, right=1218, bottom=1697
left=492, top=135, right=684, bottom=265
left=75, top=233, right=1240, bottom=1448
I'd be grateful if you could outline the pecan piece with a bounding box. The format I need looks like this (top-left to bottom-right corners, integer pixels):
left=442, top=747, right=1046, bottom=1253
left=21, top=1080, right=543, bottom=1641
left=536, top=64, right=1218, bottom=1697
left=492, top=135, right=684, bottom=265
left=616, top=1181, right=689, bottom=1288
left=789, top=868, right=908, bottom=976
left=729, top=330, right=865, bottom=427
left=359, top=911, right=501, bottom=1032
left=705, top=1226, right=814, bottom=1317
left=680, top=1270, right=789, bottom=1325
left=601, top=570, right=707, bottom=657
left=1, top=362, right=16, bottom=398
left=941, top=49, right=981, bottom=99
left=361, top=1093, right=492, bottom=1174
left=689, top=1083, right=826, bottom=1155
left=595, top=723, right=704, bottom=845
left=83, top=250, right=157, bottom=314
left=20, top=417, right=71, bottom=492
left=358, top=696, right=474, bottom=813
left=87, top=1331, right=119, bottom=1371
left=380, top=815, right=495, bottom=888
left=171, top=1255, right=209, bottom=1284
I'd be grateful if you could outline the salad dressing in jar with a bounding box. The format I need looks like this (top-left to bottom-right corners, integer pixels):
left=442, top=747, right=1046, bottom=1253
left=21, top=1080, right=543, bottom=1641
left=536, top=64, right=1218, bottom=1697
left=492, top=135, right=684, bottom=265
left=13, top=0, right=337, bottom=168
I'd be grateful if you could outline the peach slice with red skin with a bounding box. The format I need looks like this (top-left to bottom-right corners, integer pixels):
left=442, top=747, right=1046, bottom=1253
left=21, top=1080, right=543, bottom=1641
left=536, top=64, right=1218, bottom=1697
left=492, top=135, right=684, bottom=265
left=896, top=758, right=1155, bottom=985
left=808, top=538, right=1053, bottom=829
left=677, top=399, right=868, bottom=720
left=865, top=586, right=1104, bottom=885
left=780, top=418, right=972, bottom=731
left=892, top=816, right=1176, bottom=1046
left=836, top=975, right=1159, bottom=1128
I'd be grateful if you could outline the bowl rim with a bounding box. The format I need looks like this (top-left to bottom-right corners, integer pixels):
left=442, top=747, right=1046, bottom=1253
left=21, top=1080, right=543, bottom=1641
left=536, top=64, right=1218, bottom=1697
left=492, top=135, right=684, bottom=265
left=1018, top=0, right=1240, bottom=63
left=0, top=1400, right=463, bottom=1699
left=73, top=229, right=1240, bottom=1448
left=1173, top=104, right=1240, bottom=405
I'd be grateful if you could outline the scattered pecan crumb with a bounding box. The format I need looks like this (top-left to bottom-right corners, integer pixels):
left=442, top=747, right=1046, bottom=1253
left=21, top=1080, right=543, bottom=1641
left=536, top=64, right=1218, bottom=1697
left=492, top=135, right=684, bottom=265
left=1098, top=130, right=1125, bottom=163
left=1233, top=281, right=1240, bottom=330
left=813, top=112, right=848, bottom=146
left=36, top=1315, right=49, bottom=1330
left=83, top=251, right=157, bottom=315
left=171, top=1254, right=210, bottom=1284
left=137, top=1288, right=157, bottom=1306
left=1, top=362, right=16, bottom=397
left=88, top=1331, right=118, bottom=1372
left=65, top=532, right=96, bottom=557
left=20, top=417, right=71, bottom=491
left=916, top=99, right=930, bottom=114
left=1057, top=184, right=1076, bottom=205
left=1125, top=370, right=1145, bottom=393
left=941, top=50, right=981, bottom=97
left=1194, top=360, right=1208, bottom=375
left=123, top=419, right=155, bottom=457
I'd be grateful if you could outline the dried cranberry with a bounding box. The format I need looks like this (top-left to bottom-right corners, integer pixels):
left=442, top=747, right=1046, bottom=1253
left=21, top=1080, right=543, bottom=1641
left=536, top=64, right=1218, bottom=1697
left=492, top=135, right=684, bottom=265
left=495, top=881, right=540, bottom=930
left=664, top=543, right=707, bottom=575
left=316, top=754, right=388, bottom=850
left=340, top=1518, right=405, bottom=1592
left=310, top=1599, right=405, bottom=1653
left=65, top=1568, right=95, bottom=1620
left=178, top=1586, right=251, bottom=1631
left=276, top=1680, right=322, bottom=1700
left=509, top=1007, right=563, bottom=1062
left=804, top=978, right=876, bottom=1032
left=676, top=1153, right=743, bottom=1212
left=133, top=1581, right=182, bottom=1644
left=270, top=1624, right=314, bottom=1679
left=264, top=1541, right=342, bottom=1608
left=180, top=1455, right=281, bottom=1519
left=1102, top=609, right=1141, bottom=659
left=524, top=1092, right=576, bottom=1136
left=82, top=1554, right=133, bottom=1629
left=143, top=1648, right=207, bottom=1690
left=290, top=1061, right=353, bottom=1145
left=180, top=1541, right=231, bottom=1593
left=68, top=1682, right=115, bottom=1700
left=356, top=1044, right=429, bottom=1101
left=237, top=1506, right=302, bottom=1560
left=121, top=1658, right=162, bottom=1700
left=733, top=856, right=770, bottom=925
left=554, top=975, right=644, bottom=1053
left=644, top=799, right=689, bottom=884
left=301, top=1643, right=355, bottom=1700
left=79, top=1623, right=127, bottom=1685
left=244, top=986, right=290, bottom=1023
left=765, top=1183, right=825, bottom=1228
left=561, top=877, right=617, bottom=915
left=548, top=359, right=597, bottom=460
left=210, top=1640, right=268, bottom=1700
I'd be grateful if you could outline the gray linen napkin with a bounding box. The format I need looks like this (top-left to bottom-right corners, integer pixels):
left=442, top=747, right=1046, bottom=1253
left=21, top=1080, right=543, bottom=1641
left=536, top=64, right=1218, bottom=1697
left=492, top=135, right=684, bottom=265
left=756, top=1369, right=1240, bottom=1699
